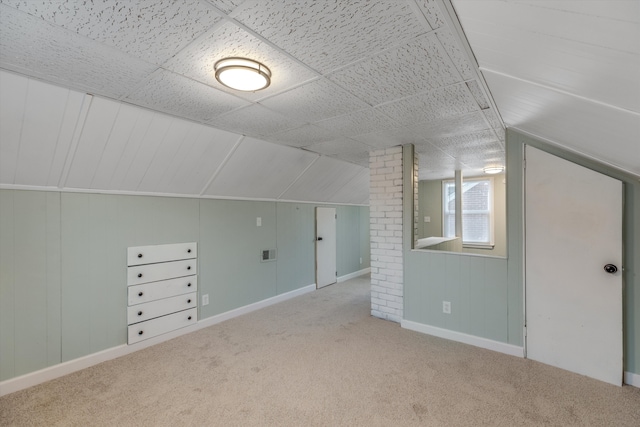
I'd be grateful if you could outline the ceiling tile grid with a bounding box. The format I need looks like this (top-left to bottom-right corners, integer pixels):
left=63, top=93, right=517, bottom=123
left=415, top=0, right=447, bottom=30
left=259, top=78, right=370, bottom=123
left=313, top=108, right=399, bottom=137
left=302, top=138, right=373, bottom=157
left=162, top=21, right=318, bottom=102
left=327, top=32, right=461, bottom=106
left=231, top=0, right=429, bottom=74
left=207, top=104, right=304, bottom=138
left=375, top=82, right=480, bottom=127
left=263, top=124, right=340, bottom=149
left=0, top=0, right=222, bottom=65
left=0, top=5, right=157, bottom=99
left=124, top=69, right=249, bottom=122
left=435, top=27, right=475, bottom=81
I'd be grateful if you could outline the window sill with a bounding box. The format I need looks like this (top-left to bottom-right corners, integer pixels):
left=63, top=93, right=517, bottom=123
left=462, top=243, right=495, bottom=250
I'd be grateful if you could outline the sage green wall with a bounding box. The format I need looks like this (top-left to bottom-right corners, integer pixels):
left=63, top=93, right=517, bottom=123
left=405, top=130, right=639, bottom=376
left=0, top=190, right=369, bottom=381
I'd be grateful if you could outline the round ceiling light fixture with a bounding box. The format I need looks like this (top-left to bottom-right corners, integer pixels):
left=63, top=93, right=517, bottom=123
left=483, top=166, right=505, bottom=174
left=214, top=57, right=271, bottom=92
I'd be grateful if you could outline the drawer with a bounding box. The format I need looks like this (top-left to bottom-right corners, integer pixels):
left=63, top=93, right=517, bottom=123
left=127, top=259, right=196, bottom=286
left=128, top=308, right=197, bottom=344
left=127, top=242, right=197, bottom=266
left=128, top=276, right=197, bottom=305
left=127, top=292, right=197, bottom=325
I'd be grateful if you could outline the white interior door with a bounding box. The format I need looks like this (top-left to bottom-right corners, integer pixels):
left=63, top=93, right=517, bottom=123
left=316, top=207, right=337, bottom=289
left=525, top=146, right=623, bottom=385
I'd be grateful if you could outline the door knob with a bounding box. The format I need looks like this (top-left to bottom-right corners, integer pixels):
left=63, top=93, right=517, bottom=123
left=604, top=264, right=618, bottom=274
left=317, top=237, right=323, bottom=241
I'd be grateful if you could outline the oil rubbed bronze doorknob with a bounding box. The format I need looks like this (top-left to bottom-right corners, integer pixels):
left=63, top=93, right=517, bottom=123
left=604, top=264, right=618, bottom=274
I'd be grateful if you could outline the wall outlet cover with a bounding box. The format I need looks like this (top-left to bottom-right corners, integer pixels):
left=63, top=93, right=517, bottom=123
left=443, top=301, right=451, bottom=314
left=202, top=294, right=209, bottom=306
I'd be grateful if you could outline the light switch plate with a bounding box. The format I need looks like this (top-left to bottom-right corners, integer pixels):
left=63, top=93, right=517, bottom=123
left=202, top=294, right=209, bottom=306
left=256, top=217, right=262, bottom=227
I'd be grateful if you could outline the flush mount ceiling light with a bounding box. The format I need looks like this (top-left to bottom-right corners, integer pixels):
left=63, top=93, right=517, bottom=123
left=214, top=57, right=271, bottom=92
left=483, top=166, right=505, bottom=174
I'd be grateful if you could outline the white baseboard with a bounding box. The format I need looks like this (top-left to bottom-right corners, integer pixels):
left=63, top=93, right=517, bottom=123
left=624, top=371, right=640, bottom=388
left=338, top=267, right=370, bottom=283
left=401, top=320, right=525, bottom=358
left=0, top=283, right=316, bottom=397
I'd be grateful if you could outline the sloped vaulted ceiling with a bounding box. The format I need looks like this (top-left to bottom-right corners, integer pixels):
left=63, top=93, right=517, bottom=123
left=0, top=0, right=505, bottom=203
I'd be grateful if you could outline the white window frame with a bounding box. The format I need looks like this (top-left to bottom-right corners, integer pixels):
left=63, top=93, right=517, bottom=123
left=442, top=177, right=495, bottom=248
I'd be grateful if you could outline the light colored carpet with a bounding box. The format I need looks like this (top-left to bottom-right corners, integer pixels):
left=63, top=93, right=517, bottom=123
left=1, top=275, right=639, bottom=426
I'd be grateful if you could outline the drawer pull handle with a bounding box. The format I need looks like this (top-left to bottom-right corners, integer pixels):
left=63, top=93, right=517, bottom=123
left=187, top=283, right=192, bottom=287
left=187, top=249, right=191, bottom=253
left=187, top=266, right=191, bottom=270
left=138, top=273, right=143, bottom=278
left=188, top=316, right=192, bottom=320
left=138, top=311, right=142, bottom=316
left=138, top=331, right=143, bottom=335
left=138, top=253, right=143, bottom=258
left=138, top=292, right=143, bottom=297
left=187, top=299, right=191, bottom=303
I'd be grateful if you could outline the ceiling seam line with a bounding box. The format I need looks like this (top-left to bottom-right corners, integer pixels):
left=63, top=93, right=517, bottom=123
left=276, top=155, right=321, bottom=200
left=199, top=135, right=244, bottom=196
left=57, top=94, right=93, bottom=189
left=480, top=67, right=640, bottom=116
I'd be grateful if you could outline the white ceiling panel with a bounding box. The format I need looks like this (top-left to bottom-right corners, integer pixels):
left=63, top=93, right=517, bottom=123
left=204, top=137, right=318, bottom=199
left=329, top=151, right=371, bottom=169
left=65, top=97, right=123, bottom=189
left=0, top=71, right=28, bottom=184
left=162, top=126, right=239, bottom=195
left=375, top=82, right=479, bottom=127
left=0, top=5, right=157, bottom=99
left=484, top=70, right=640, bottom=177
left=136, top=120, right=200, bottom=193
left=328, top=32, right=460, bottom=106
left=280, top=156, right=362, bottom=202
left=232, top=0, right=428, bottom=74
left=314, top=108, right=399, bottom=137
left=1, top=0, right=221, bottom=65
left=13, top=79, right=84, bottom=187
left=415, top=0, right=446, bottom=30
left=264, top=124, right=339, bottom=148
left=207, top=104, right=303, bottom=138
left=303, top=138, right=372, bottom=156
left=328, top=168, right=370, bottom=205
left=124, top=69, right=249, bottom=122
left=260, top=79, right=369, bottom=123
left=435, top=28, right=475, bottom=81
left=164, top=21, right=318, bottom=102
left=206, top=0, right=246, bottom=15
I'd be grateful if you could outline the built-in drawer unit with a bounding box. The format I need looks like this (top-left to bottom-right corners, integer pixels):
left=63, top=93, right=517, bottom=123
left=127, top=242, right=198, bottom=344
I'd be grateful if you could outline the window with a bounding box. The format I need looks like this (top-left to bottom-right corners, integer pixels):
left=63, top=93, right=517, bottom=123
left=442, top=177, right=494, bottom=247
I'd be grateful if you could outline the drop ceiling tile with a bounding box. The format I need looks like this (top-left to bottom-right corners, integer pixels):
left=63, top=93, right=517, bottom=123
left=436, top=28, right=475, bottom=81
left=204, top=137, right=318, bottom=199
left=124, top=69, right=249, bottom=122
left=264, top=124, right=339, bottom=148
left=0, top=5, right=156, bottom=98
left=304, top=138, right=371, bottom=156
left=329, top=151, right=371, bottom=169
left=416, top=0, right=446, bottom=30
left=465, top=80, right=490, bottom=110
left=233, top=0, right=427, bottom=73
left=206, top=0, right=246, bottom=14
left=207, top=104, right=303, bottom=137
left=429, top=130, right=500, bottom=152
left=1, top=0, right=221, bottom=65
left=314, top=109, right=398, bottom=137
left=376, top=83, right=479, bottom=126
left=260, top=79, right=369, bottom=123
left=280, top=156, right=362, bottom=202
left=328, top=33, right=460, bottom=106
left=164, top=22, right=317, bottom=102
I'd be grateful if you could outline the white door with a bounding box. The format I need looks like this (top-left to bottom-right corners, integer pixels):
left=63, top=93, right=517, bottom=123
left=525, top=146, right=623, bottom=385
left=316, top=207, right=337, bottom=289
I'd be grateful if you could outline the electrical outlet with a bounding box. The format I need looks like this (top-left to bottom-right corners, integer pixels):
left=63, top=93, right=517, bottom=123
left=359, top=257, right=363, bottom=264
left=442, top=301, right=451, bottom=314
left=424, top=216, right=431, bottom=223
left=256, top=217, right=262, bottom=227
left=202, top=294, right=209, bottom=306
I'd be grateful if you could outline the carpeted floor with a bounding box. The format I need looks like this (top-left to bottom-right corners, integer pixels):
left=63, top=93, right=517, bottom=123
left=1, top=275, right=639, bottom=426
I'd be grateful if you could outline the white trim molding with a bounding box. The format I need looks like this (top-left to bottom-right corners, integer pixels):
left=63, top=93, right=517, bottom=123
left=0, top=284, right=316, bottom=397
left=337, top=267, right=370, bottom=283
left=624, top=371, right=640, bottom=388
left=401, top=320, right=525, bottom=358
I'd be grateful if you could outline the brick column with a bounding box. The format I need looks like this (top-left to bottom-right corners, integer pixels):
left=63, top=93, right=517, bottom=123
left=369, top=146, right=404, bottom=322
